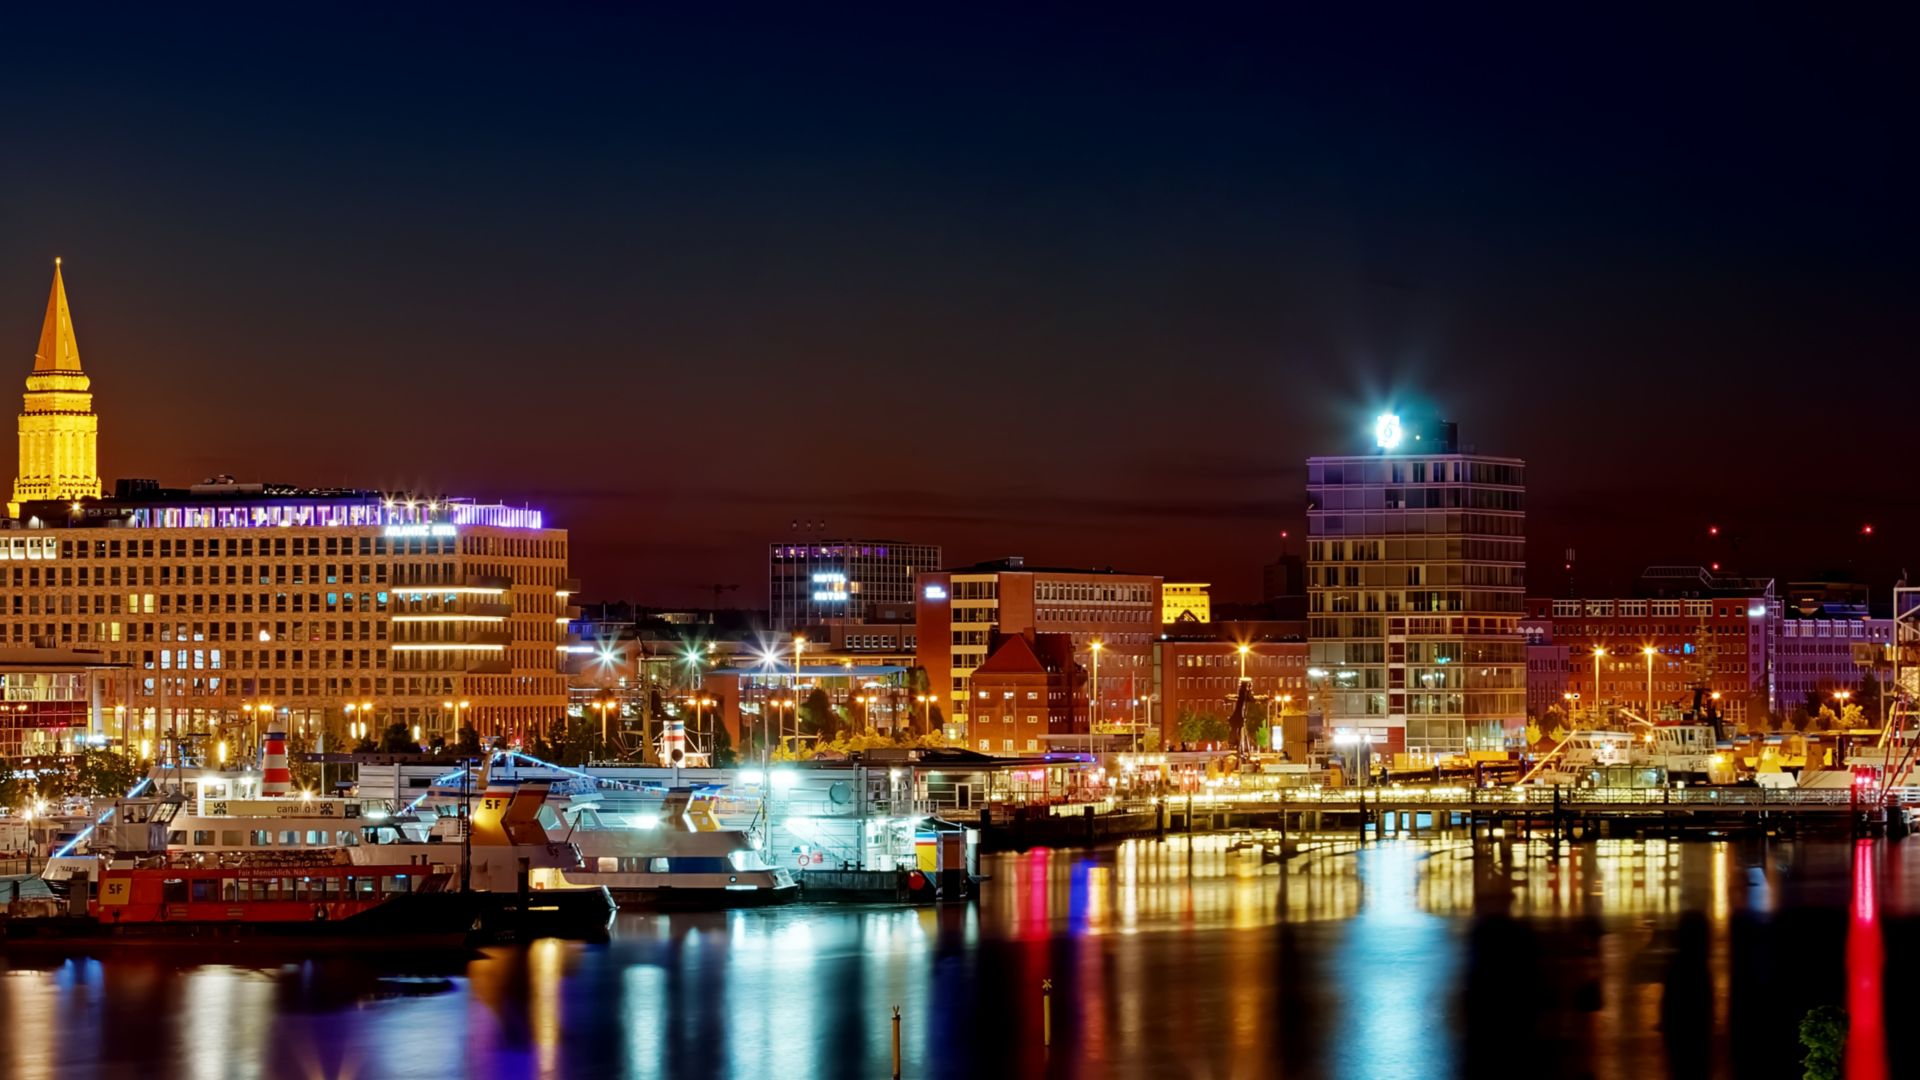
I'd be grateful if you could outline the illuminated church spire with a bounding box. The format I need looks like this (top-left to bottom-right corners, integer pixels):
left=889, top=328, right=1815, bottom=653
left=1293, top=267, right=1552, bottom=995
left=10, top=258, right=101, bottom=517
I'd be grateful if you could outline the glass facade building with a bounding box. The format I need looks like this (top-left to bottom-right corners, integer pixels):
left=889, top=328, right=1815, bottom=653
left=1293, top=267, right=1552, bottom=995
left=769, top=539, right=942, bottom=631
left=1306, top=439, right=1527, bottom=757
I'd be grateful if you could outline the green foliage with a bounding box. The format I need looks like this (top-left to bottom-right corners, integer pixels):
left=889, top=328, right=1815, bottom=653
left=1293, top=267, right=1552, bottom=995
left=799, top=687, right=837, bottom=740
left=379, top=722, right=417, bottom=753
left=1798, top=1005, right=1845, bottom=1080
left=710, top=720, right=736, bottom=768
left=1524, top=720, right=1543, bottom=746
left=1176, top=709, right=1229, bottom=746
left=454, top=725, right=483, bottom=757
left=0, top=755, right=22, bottom=809
left=286, top=729, right=318, bottom=791
left=73, top=750, right=143, bottom=798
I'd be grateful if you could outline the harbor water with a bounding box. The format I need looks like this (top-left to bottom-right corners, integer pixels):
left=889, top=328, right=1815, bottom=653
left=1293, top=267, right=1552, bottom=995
left=0, top=833, right=1909, bottom=1078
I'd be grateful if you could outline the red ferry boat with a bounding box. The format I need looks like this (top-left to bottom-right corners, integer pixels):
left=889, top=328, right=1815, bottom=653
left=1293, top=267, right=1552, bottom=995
left=3, top=859, right=614, bottom=947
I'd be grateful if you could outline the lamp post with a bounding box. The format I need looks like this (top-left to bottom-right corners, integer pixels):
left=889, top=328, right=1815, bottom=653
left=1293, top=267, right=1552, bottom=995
left=1592, top=647, right=1606, bottom=724
left=1237, top=643, right=1251, bottom=686
left=916, top=693, right=933, bottom=734
left=1643, top=646, right=1656, bottom=721
left=1089, top=640, right=1103, bottom=758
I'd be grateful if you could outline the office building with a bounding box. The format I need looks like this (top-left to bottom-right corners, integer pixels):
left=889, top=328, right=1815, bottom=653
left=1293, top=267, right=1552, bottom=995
left=0, top=646, right=126, bottom=756
left=916, top=557, right=1160, bottom=747
left=768, top=538, right=941, bottom=631
left=1161, top=583, right=1211, bottom=624
left=1306, top=415, right=1527, bottom=756
left=968, top=631, right=1081, bottom=754
left=1525, top=567, right=1780, bottom=728
left=1776, top=615, right=1889, bottom=715
left=1, top=269, right=573, bottom=748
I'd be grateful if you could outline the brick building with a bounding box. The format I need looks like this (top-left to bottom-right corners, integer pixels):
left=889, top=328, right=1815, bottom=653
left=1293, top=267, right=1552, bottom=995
left=916, top=558, right=1160, bottom=745
left=968, top=632, right=1082, bottom=754
left=1526, top=567, right=1779, bottom=728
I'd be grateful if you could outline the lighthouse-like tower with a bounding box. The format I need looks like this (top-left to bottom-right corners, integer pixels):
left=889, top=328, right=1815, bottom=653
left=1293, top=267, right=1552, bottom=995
left=10, top=259, right=100, bottom=517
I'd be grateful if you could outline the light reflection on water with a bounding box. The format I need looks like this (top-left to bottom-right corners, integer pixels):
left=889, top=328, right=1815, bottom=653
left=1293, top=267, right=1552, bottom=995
left=0, top=834, right=1911, bottom=1078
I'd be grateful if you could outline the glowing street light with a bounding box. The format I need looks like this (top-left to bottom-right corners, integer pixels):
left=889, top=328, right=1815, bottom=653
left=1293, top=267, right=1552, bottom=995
left=1592, top=647, right=1606, bottom=722
left=1643, top=646, right=1656, bottom=721
left=1089, top=640, right=1103, bottom=757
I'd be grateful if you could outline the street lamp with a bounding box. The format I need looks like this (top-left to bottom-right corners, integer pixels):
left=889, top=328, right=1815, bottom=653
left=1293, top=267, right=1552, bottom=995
left=916, top=693, right=933, bottom=733
left=1237, top=643, right=1251, bottom=685
left=1089, top=640, right=1103, bottom=758
left=1643, top=646, right=1656, bottom=722
left=1592, top=647, right=1606, bottom=723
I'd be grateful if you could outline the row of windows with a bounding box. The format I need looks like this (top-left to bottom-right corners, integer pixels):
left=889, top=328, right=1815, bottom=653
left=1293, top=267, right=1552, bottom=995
left=57, top=535, right=461, bottom=560
left=1309, top=459, right=1524, bottom=487
left=1316, top=564, right=1525, bottom=588
left=1313, top=590, right=1526, bottom=614
left=1312, top=538, right=1525, bottom=564
left=1316, top=486, right=1524, bottom=512
left=1034, top=581, right=1154, bottom=604
left=1549, top=599, right=1759, bottom=619
left=1310, top=512, right=1525, bottom=538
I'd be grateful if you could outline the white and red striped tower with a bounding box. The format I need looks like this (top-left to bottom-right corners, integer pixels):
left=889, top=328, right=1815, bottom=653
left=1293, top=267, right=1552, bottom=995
left=260, top=730, right=292, bottom=795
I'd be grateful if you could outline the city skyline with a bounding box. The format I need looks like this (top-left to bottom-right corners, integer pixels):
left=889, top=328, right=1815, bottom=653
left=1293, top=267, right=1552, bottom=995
left=3, top=8, right=1911, bottom=604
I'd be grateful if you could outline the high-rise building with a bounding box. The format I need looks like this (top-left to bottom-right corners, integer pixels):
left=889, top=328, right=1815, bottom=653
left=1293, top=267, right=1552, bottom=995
left=2, top=268, right=573, bottom=748
left=1306, top=415, right=1527, bottom=757
left=6, top=482, right=574, bottom=746
left=916, top=557, right=1160, bottom=749
left=768, top=538, right=941, bottom=631
left=11, top=260, right=100, bottom=517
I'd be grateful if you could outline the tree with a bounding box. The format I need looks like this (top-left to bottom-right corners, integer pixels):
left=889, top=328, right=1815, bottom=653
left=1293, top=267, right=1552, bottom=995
left=1176, top=709, right=1229, bottom=747
left=378, top=722, right=416, bottom=753
left=1524, top=720, right=1543, bottom=746
left=1547, top=723, right=1570, bottom=744
left=1543, top=704, right=1568, bottom=733
left=710, top=720, right=736, bottom=768
left=73, top=749, right=143, bottom=798
left=799, top=687, right=837, bottom=740
left=1799, top=1005, right=1845, bottom=1080
left=0, top=755, right=24, bottom=810
left=454, top=725, right=483, bottom=758
left=286, top=729, right=319, bottom=791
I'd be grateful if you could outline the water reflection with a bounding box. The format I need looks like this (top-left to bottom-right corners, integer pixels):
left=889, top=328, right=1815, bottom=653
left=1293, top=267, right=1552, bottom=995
left=2, top=835, right=1917, bottom=1077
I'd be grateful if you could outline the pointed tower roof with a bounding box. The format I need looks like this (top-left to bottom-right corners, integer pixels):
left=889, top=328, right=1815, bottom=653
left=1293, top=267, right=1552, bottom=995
left=34, top=258, right=82, bottom=373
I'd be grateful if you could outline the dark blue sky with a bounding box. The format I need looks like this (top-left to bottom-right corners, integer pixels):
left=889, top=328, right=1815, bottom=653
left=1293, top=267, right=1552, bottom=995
left=3, top=6, right=1914, bottom=602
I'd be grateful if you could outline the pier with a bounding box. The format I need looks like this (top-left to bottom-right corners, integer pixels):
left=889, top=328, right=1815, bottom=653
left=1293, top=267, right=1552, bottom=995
left=971, top=785, right=1920, bottom=848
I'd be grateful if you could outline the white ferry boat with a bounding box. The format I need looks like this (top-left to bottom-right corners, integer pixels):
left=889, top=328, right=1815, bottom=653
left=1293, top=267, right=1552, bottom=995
left=551, top=788, right=798, bottom=908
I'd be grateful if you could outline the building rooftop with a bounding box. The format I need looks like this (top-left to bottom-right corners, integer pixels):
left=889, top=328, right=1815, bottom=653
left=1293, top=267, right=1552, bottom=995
left=943, top=556, right=1156, bottom=577
left=6, top=478, right=546, bottom=530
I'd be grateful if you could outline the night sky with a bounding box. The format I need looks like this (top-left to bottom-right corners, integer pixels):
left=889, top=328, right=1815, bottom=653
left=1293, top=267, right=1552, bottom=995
left=4, top=7, right=1915, bottom=605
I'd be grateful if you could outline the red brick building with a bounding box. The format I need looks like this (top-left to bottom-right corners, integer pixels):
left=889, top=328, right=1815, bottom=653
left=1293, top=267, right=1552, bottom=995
left=917, top=558, right=1160, bottom=749
left=968, top=632, right=1082, bottom=754
left=1152, top=636, right=1310, bottom=745
left=1525, top=568, right=1778, bottom=728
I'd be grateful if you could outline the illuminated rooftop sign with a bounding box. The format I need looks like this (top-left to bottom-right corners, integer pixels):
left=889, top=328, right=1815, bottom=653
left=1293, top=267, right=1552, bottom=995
left=1373, top=413, right=1403, bottom=451
left=384, top=523, right=458, bottom=539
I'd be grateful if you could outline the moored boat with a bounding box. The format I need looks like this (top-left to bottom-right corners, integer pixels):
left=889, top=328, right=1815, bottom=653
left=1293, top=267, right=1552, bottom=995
left=0, top=859, right=615, bottom=947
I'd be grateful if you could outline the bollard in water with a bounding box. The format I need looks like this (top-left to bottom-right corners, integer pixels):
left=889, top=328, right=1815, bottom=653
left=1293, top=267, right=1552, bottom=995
left=892, top=1005, right=902, bottom=1078
left=1044, top=976, right=1059, bottom=1045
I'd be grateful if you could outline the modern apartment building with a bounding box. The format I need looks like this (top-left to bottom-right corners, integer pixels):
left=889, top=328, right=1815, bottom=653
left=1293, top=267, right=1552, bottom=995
left=1306, top=416, right=1527, bottom=756
left=768, top=538, right=941, bottom=631
left=916, top=557, right=1160, bottom=744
